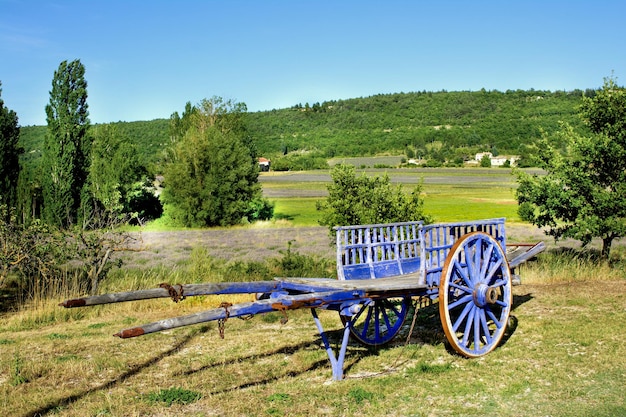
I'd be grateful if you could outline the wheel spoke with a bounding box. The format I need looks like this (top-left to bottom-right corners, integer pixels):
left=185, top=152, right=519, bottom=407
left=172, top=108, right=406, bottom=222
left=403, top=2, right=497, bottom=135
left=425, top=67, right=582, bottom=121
left=486, top=307, right=504, bottom=329
left=453, top=259, right=473, bottom=288
left=452, top=298, right=474, bottom=332
left=491, top=278, right=507, bottom=288
left=479, top=241, right=494, bottom=282
left=360, top=307, right=374, bottom=339
left=383, top=299, right=401, bottom=319
left=450, top=280, right=472, bottom=294
left=494, top=299, right=509, bottom=308
left=473, top=307, right=481, bottom=350
left=448, top=293, right=473, bottom=310
left=373, top=305, right=381, bottom=339
left=380, top=308, right=393, bottom=330
left=479, top=308, right=493, bottom=345
left=352, top=303, right=366, bottom=322
left=464, top=247, right=476, bottom=285
left=484, top=257, right=503, bottom=284
left=461, top=304, right=475, bottom=347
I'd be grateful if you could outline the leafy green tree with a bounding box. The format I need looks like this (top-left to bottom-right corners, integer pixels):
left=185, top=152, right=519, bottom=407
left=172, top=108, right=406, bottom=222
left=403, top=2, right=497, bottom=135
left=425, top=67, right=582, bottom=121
left=516, top=77, right=626, bottom=258
left=162, top=97, right=269, bottom=227
left=271, top=152, right=329, bottom=171
left=42, top=60, right=90, bottom=228
left=0, top=82, right=22, bottom=212
left=317, top=164, right=432, bottom=232
left=16, top=165, right=42, bottom=224
left=88, top=124, right=161, bottom=222
left=168, top=101, right=197, bottom=142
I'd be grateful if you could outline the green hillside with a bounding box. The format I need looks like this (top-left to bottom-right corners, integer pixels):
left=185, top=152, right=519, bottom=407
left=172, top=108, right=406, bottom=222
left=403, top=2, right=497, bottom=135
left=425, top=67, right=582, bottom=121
left=19, top=89, right=588, bottom=170
left=246, top=89, right=586, bottom=166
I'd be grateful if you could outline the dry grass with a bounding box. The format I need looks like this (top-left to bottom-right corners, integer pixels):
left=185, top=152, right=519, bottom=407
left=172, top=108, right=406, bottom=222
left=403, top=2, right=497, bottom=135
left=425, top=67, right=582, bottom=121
left=1, top=279, right=624, bottom=416
left=1, top=222, right=625, bottom=416
left=121, top=226, right=335, bottom=270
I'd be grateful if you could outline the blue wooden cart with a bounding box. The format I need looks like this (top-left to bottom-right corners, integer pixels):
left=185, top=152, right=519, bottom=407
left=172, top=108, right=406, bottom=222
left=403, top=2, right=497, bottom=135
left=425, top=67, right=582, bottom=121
left=61, top=218, right=545, bottom=380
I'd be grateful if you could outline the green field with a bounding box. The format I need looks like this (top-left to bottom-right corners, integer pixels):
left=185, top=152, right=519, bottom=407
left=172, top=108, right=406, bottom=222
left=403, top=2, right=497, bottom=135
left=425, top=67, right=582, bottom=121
left=266, top=168, right=522, bottom=226
left=422, top=185, right=519, bottom=222
left=273, top=197, right=325, bottom=225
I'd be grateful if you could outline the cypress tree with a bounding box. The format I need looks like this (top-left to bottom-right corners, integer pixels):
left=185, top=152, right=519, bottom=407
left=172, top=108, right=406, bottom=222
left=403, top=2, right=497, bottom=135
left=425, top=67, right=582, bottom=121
left=42, top=60, right=90, bottom=228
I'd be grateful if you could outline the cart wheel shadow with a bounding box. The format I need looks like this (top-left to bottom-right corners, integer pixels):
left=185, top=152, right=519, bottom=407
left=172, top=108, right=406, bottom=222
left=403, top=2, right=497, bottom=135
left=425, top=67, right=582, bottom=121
left=438, top=292, right=534, bottom=356
left=499, top=293, right=534, bottom=347
left=397, top=293, right=534, bottom=357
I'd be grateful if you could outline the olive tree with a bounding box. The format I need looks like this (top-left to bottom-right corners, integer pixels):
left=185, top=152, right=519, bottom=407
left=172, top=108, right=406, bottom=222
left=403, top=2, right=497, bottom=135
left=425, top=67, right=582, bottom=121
left=516, top=76, right=626, bottom=258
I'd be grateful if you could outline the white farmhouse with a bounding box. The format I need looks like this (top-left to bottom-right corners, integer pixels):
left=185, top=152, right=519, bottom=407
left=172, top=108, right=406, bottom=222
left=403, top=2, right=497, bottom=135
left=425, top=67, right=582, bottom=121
left=474, top=153, right=519, bottom=167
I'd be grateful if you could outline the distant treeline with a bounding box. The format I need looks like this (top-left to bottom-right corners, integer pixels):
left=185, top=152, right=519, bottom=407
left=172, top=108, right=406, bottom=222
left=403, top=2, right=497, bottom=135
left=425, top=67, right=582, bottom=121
left=19, top=89, right=589, bottom=171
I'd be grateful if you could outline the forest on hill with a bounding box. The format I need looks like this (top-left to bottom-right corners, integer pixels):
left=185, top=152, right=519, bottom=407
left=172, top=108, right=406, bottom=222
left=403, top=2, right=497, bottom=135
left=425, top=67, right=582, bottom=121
left=19, top=89, right=589, bottom=171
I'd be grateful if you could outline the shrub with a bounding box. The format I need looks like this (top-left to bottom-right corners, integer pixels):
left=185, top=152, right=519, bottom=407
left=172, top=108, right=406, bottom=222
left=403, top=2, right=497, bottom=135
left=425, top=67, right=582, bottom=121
left=270, top=241, right=335, bottom=278
left=317, top=164, right=432, bottom=232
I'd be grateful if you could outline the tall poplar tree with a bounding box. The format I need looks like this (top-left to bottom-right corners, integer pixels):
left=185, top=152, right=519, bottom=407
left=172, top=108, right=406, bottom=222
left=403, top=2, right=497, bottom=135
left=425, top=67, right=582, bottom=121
left=42, top=60, right=90, bottom=228
left=0, top=81, right=21, bottom=212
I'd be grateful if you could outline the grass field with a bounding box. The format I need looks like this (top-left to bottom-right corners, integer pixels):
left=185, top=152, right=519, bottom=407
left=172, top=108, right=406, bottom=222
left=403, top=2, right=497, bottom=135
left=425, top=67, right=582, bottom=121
left=422, top=185, right=519, bottom=222
left=1, top=278, right=624, bottom=416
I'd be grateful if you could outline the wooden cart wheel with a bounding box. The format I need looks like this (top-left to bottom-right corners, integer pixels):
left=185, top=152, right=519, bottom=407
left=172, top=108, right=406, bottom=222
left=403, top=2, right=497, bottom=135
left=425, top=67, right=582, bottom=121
left=341, top=297, right=411, bottom=346
left=439, top=232, right=512, bottom=357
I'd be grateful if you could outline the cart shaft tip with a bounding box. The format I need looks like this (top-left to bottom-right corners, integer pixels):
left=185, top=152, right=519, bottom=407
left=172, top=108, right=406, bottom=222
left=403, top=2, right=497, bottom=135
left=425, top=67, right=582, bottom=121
left=59, top=299, right=87, bottom=308
left=114, top=327, right=145, bottom=338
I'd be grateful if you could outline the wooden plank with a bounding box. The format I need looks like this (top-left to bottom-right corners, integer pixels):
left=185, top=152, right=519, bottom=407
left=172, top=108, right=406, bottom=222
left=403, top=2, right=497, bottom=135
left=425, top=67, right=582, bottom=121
left=114, top=289, right=366, bottom=338
left=278, top=274, right=427, bottom=293
left=60, top=281, right=279, bottom=308
left=507, top=241, right=546, bottom=269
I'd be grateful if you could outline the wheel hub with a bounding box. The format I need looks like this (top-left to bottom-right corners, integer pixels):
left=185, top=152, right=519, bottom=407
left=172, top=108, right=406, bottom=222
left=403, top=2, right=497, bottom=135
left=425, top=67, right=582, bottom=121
left=473, top=283, right=498, bottom=307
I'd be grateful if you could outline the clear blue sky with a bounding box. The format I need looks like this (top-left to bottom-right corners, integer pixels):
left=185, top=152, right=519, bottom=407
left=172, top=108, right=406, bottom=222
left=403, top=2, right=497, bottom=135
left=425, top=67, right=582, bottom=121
left=1, top=0, right=624, bottom=126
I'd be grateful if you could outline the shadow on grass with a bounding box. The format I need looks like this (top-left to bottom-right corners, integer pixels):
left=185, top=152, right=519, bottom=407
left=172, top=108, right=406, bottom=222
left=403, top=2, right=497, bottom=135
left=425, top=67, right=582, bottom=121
left=500, top=293, right=534, bottom=348
left=273, top=213, right=297, bottom=221
left=23, top=293, right=536, bottom=416
left=21, top=325, right=367, bottom=417
left=175, top=336, right=358, bottom=394
left=21, top=328, right=211, bottom=417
